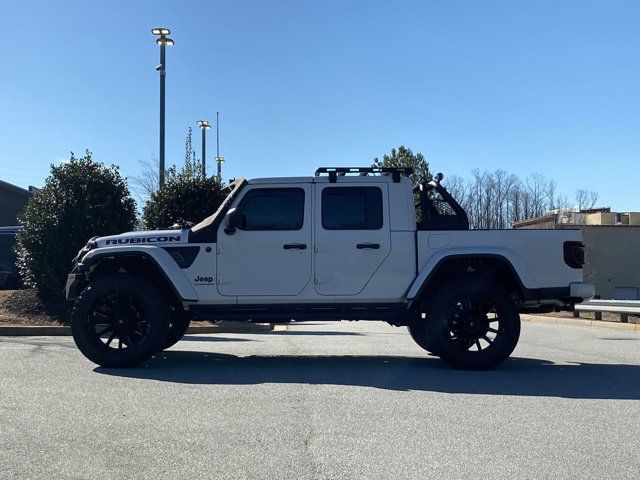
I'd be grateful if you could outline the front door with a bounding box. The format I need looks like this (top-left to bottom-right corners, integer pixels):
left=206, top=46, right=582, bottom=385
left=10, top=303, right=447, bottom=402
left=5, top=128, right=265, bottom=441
left=216, top=185, right=312, bottom=296
left=314, top=184, right=391, bottom=295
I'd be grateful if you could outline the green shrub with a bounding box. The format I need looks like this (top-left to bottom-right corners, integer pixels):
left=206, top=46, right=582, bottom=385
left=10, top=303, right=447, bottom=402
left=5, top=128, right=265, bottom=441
left=142, top=168, right=227, bottom=230
left=16, top=151, right=137, bottom=302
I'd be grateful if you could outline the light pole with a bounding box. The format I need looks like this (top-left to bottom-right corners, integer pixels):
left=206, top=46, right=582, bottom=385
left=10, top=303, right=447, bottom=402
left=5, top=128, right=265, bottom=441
left=151, top=27, right=174, bottom=188
left=215, top=111, right=224, bottom=182
left=197, top=120, right=211, bottom=177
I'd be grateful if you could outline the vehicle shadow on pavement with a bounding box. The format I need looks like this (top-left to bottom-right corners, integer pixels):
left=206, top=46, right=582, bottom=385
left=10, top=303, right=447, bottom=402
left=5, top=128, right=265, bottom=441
left=95, top=352, right=640, bottom=400
left=180, top=336, right=253, bottom=342
left=262, top=331, right=364, bottom=336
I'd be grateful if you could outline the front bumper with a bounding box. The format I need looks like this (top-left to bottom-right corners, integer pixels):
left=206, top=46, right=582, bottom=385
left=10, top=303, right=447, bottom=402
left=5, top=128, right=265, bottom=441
left=569, top=282, right=595, bottom=302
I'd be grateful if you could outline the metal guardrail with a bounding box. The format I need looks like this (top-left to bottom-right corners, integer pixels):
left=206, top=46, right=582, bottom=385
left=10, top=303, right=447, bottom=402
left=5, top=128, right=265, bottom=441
left=574, top=300, right=640, bottom=323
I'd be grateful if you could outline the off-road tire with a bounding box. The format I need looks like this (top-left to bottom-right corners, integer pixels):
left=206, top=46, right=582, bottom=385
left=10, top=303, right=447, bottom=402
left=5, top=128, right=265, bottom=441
left=162, top=314, right=191, bottom=350
left=425, top=280, right=520, bottom=370
left=71, top=275, right=170, bottom=368
left=407, top=317, right=437, bottom=354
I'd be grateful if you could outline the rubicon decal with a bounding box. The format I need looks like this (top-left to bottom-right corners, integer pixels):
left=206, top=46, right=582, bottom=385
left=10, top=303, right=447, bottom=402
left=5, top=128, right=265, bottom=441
left=105, top=235, right=181, bottom=245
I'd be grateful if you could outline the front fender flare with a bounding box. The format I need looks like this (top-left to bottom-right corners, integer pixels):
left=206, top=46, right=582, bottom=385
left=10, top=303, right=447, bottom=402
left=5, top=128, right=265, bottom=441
left=79, top=246, right=198, bottom=301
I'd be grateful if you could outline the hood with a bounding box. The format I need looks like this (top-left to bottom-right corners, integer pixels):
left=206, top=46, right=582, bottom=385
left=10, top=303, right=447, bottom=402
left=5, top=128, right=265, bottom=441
left=96, top=229, right=188, bottom=247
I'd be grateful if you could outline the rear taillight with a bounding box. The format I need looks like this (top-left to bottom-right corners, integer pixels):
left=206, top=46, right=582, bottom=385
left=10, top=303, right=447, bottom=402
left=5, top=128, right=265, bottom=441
left=564, top=241, right=585, bottom=269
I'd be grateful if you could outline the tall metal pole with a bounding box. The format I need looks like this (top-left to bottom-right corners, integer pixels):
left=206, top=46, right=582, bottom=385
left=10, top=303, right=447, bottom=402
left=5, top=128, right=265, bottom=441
left=152, top=28, right=172, bottom=188
left=201, top=126, right=206, bottom=177
left=159, top=42, right=166, bottom=188
left=216, top=112, right=221, bottom=181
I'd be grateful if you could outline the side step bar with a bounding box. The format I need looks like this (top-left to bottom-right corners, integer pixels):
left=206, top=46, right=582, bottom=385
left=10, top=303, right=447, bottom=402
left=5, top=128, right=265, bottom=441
left=188, top=303, right=409, bottom=323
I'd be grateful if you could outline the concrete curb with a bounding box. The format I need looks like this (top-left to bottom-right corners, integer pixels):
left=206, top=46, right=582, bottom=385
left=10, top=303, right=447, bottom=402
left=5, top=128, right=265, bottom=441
left=0, top=322, right=280, bottom=337
left=0, top=325, right=71, bottom=336
left=521, top=314, right=639, bottom=332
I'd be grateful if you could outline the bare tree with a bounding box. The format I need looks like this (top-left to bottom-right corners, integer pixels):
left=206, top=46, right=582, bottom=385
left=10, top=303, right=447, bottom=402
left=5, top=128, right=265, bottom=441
left=443, top=175, right=467, bottom=204
left=130, top=128, right=205, bottom=206
left=468, top=169, right=488, bottom=229
left=546, top=180, right=557, bottom=211
left=509, top=178, right=524, bottom=225
left=526, top=173, right=548, bottom=218
left=575, top=189, right=588, bottom=210
left=503, top=173, right=519, bottom=225
left=555, top=194, right=571, bottom=211
left=443, top=168, right=595, bottom=229
left=491, top=170, right=506, bottom=228
left=129, top=155, right=160, bottom=204
left=575, top=189, right=599, bottom=210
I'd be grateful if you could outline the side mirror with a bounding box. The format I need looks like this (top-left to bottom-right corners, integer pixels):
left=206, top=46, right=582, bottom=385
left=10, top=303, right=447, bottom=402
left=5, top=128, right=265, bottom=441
left=225, top=208, right=246, bottom=234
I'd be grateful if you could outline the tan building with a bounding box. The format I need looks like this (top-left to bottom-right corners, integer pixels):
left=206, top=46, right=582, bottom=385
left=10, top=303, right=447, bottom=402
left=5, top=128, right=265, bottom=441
left=514, top=208, right=640, bottom=300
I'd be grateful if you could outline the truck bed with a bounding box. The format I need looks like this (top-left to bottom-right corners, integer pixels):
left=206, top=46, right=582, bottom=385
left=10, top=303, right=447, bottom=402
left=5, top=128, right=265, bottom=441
left=416, top=229, right=584, bottom=291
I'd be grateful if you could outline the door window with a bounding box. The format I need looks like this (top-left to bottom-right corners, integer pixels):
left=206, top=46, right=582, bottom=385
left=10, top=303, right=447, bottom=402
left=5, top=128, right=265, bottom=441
left=321, top=187, right=383, bottom=230
left=238, top=188, right=305, bottom=231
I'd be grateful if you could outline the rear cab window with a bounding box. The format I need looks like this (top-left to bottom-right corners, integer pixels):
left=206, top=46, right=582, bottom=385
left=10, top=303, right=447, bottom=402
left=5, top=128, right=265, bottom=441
left=321, top=187, right=383, bottom=230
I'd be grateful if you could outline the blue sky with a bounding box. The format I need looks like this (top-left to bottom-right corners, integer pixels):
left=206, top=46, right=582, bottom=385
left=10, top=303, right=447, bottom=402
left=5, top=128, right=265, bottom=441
left=1, top=0, right=638, bottom=210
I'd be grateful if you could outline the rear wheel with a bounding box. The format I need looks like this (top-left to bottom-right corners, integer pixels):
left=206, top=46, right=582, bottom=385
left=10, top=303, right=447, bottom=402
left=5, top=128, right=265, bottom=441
left=71, top=275, right=169, bottom=368
left=426, top=280, right=520, bottom=370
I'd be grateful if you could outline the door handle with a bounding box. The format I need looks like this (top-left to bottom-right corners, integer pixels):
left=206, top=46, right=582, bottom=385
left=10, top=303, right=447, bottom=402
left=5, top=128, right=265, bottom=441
left=283, top=243, right=307, bottom=250
left=356, top=243, right=380, bottom=249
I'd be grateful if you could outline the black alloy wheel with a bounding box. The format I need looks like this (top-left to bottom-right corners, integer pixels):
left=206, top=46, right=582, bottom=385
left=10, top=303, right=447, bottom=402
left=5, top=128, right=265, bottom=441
left=71, top=275, right=169, bottom=368
left=85, top=288, right=151, bottom=351
left=426, top=281, right=521, bottom=370
left=445, top=292, right=505, bottom=353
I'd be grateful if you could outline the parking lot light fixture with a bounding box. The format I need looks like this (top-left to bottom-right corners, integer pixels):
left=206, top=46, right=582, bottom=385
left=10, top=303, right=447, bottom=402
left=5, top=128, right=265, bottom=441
left=215, top=111, right=224, bottom=182
left=151, top=27, right=173, bottom=188
left=197, top=120, right=212, bottom=177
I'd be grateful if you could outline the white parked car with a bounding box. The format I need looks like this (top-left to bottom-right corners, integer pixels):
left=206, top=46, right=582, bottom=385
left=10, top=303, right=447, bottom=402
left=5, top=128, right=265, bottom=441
left=67, top=167, right=594, bottom=369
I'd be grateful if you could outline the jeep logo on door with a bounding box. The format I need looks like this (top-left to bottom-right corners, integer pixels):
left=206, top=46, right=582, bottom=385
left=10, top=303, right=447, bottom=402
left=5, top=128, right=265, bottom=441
left=105, top=235, right=181, bottom=245
left=194, top=275, right=214, bottom=285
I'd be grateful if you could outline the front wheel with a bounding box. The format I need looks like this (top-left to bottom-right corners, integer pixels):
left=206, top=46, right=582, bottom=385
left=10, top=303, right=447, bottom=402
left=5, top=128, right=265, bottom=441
left=71, top=275, right=170, bottom=368
left=162, top=313, right=191, bottom=350
left=425, top=281, right=521, bottom=370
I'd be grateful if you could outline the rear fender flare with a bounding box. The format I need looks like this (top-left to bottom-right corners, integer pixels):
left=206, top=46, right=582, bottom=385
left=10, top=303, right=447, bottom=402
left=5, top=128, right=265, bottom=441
left=406, top=248, right=537, bottom=302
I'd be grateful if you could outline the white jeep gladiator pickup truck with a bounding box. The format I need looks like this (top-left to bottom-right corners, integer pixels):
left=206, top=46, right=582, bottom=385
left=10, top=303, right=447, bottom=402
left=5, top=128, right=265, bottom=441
left=67, top=167, right=594, bottom=369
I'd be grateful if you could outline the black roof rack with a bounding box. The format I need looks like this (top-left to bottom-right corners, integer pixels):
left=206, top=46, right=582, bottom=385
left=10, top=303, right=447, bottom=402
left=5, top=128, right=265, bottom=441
left=314, top=167, right=413, bottom=183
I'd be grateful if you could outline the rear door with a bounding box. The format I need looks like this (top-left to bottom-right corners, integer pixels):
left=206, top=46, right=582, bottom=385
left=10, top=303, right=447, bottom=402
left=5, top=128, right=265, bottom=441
left=216, top=185, right=312, bottom=296
left=313, top=184, right=391, bottom=295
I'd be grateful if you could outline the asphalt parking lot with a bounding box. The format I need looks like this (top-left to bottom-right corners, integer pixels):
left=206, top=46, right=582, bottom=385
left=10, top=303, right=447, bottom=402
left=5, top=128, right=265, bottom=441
left=1, top=320, right=639, bottom=480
